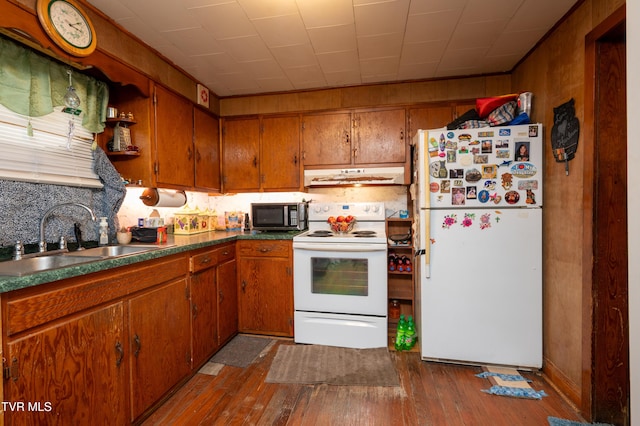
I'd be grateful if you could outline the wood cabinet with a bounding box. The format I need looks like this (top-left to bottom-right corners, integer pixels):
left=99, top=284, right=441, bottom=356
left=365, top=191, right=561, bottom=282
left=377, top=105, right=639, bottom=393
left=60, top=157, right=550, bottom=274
left=301, top=112, right=352, bottom=166
left=261, top=115, right=301, bottom=191
left=386, top=218, right=416, bottom=347
left=189, top=242, right=237, bottom=368
left=103, top=83, right=221, bottom=191
left=221, top=115, right=301, bottom=192
left=407, top=101, right=476, bottom=137
left=154, top=85, right=195, bottom=188
left=354, top=108, right=407, bottom=165
left=237, top=240, right=293, bottom=337
left=302, top=108, right=407, bottom=168
left=1, top=253, right=191, bottom=424
left=128, top=277, right=191, bottom=421
left=4, top=302, right=127, bottom=424
left=217, top=254, right=238, bottom=346
left=221, top=116, right=261, bottom=191
left=194, top=107, right=221, bottom=191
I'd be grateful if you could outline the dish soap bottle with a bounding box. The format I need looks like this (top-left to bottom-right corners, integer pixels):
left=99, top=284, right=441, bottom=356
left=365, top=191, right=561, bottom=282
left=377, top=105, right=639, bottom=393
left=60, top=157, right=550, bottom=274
left=99, top=217, right=109, bottom=246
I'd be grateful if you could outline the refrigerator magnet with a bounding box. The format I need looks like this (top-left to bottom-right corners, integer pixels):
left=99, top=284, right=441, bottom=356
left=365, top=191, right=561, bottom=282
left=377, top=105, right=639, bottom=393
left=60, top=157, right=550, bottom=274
left=465, top=168, right=482, bottom=182
left=478, top=190, right=490, bottom=203
left=505, top=191, right=520, bottom=204
left=501, top=173, right=513, bottom=189
left=510, top=162, right=537, bottom=178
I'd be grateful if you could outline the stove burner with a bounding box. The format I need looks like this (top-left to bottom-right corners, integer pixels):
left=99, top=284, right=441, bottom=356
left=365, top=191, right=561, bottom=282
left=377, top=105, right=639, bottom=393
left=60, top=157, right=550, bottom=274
left=353, top=230, right=377, bottom=236
left=308, top=230, right=333, bottom=237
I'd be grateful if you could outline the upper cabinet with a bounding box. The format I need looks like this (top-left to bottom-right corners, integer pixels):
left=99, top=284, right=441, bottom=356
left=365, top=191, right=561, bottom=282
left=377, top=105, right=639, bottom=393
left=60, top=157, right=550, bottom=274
left=221, top=115, right=301, bottom=193
left=407, top=101, right=476, bottom=138
left=301, top=107, right=407, bottom=168
left=300, top=112, right=352, bottom=167
left=193, top=107, right=221, bottom=191
left=103, top=83, right=221, bottom=192
left=154, top=85, right=194, bottom=188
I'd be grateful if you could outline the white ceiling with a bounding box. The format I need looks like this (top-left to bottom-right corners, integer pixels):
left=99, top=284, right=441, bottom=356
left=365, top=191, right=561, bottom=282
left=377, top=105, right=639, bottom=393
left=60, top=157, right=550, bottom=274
left=86, top=0, right=578, bottom=98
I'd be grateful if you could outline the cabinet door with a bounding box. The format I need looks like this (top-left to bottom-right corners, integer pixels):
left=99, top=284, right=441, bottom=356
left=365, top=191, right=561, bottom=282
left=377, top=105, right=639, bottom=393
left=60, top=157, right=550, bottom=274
left=128, top=278, right=191, bottom=421
left=261, top=115, right=301, bottom=191
left=238, top=256, right=293, bottom=336
left=408, top=105, right=454, bottom=136
left=154, top=85, right=194, bottom=187
left=222, top=117, right=260, bottom=191
left=5, top=302, right=127, bottom=425
left=301, top=112, right=352, bottom=166
left=354, top=108, right=406, bottom=164
left=217, top=258, right=238, bottom=346
left=194, top=107, right=221, bottom=191
left=191, top=267, right=218, bottom=368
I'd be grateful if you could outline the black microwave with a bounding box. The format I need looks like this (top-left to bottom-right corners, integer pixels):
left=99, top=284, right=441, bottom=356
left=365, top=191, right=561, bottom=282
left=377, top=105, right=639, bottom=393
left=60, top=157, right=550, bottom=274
left=251, top=202, right=307, bottom=231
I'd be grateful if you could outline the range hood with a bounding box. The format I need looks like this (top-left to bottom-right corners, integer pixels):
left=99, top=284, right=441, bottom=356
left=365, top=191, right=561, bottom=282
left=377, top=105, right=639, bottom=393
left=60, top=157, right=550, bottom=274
left=304, top=167, right=406, bottom=187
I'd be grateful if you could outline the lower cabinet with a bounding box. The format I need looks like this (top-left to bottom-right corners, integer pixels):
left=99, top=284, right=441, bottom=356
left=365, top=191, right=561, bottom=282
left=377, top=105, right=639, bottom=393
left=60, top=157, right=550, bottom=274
left=128, top=277, right=191, bottom=421
left=189, top=242, right=237, bottom=368
left=237, top=240, right=293, bottom=337
left=217, top=256, right=238, bottom=346
left=4, top=302, right=127, bottom=424
left=0, top=250, right=219, bottom=425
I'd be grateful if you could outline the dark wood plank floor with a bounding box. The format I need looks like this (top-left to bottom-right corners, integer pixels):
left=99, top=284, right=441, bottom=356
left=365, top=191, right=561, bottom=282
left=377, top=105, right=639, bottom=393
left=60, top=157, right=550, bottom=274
left=143, top=337, right=584, bottom=425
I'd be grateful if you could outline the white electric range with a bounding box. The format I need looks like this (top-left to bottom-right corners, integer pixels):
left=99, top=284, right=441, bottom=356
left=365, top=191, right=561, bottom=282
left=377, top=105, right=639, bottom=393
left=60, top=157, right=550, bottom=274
left=292, top=202, right=388, bottom=349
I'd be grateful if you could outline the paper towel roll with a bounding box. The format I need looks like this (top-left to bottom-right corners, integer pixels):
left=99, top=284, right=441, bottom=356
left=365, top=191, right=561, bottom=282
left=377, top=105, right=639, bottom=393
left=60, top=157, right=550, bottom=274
left=140, top=188, right=187, bottom=207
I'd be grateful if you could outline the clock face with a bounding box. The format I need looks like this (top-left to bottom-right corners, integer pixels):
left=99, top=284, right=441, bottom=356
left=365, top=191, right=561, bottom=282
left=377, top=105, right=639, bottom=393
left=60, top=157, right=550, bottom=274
left=37, top=0, right=97, bottom=57
left=49, top=1, right=93, bottom=49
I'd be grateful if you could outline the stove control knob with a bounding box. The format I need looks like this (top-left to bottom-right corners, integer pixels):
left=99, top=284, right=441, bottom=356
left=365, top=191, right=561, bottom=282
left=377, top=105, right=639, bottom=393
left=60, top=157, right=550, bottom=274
left=363, top=205, right=371, bottom=212
left=313, top=205, right=322, bottom=213
left=372, top=204, right=380, bottom=212
left=323, top=205, right=330, bottom=212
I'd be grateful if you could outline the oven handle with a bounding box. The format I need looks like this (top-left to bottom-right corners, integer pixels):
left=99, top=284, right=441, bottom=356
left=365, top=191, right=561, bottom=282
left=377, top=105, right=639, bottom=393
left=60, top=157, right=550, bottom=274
left=293, top=242, right=387, bottom=252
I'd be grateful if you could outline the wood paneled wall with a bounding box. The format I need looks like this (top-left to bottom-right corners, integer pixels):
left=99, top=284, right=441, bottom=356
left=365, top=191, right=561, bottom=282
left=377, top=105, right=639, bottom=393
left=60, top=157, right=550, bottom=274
left=220, top=75, right=511, bottom=116
left=511, top=0, right=626, bottom=413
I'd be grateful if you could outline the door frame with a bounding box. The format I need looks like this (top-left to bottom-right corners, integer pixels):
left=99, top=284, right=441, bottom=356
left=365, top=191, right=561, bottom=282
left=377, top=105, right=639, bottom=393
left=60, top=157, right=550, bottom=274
left=582, top=4, right=628, bottom=423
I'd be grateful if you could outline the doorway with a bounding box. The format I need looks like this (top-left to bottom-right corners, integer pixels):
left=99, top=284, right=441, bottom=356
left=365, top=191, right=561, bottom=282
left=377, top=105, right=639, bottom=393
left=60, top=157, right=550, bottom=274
left=584, top=6, right=628, bottom=425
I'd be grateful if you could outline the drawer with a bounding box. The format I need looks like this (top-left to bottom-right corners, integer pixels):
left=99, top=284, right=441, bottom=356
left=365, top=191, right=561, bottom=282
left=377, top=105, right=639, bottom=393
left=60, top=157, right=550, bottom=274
left=215, top=243, right=235, bottom=264
left=190, top=249, right=218, bottom=273
left=237, top=240, right=290, bottom=257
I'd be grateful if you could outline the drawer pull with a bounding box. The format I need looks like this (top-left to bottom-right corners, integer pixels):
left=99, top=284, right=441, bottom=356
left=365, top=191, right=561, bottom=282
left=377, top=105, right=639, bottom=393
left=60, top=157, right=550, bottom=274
left=115, top=342, right=124, bottom=367
left=133, top=334, right=141, bottom=358
left=200, top=256, right=212, bottom=264
left=259, top=247, right=271, bottom=253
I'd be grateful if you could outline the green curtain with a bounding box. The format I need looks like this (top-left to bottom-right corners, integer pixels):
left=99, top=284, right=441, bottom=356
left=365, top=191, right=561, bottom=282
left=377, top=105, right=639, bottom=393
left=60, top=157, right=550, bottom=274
left=0, top=37, right=109, bottom=133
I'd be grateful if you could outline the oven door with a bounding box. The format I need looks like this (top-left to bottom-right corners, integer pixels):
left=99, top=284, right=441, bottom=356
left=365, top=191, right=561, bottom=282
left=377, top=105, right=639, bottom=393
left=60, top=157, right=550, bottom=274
left=293, top=242, right=387, bottom=316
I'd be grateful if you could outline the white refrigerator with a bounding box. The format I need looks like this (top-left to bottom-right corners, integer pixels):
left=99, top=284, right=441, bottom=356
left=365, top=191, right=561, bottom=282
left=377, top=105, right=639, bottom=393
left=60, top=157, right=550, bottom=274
left=412, top=124, right=543, bottom=368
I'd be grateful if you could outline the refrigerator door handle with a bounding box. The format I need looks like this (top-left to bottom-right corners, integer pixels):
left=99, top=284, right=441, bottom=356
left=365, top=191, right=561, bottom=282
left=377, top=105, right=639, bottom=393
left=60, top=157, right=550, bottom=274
left=423, top=209, right=431, bottom=278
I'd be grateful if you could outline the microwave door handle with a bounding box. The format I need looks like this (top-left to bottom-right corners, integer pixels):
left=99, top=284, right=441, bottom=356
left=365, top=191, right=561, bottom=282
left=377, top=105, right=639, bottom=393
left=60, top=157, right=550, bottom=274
left=293, top=242, right=387, bottom=252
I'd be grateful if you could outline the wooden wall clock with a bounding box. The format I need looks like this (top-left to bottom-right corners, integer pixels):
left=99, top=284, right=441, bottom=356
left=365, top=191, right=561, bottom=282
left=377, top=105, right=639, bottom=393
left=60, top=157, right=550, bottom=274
left=36, top=0, right=97, bottom=57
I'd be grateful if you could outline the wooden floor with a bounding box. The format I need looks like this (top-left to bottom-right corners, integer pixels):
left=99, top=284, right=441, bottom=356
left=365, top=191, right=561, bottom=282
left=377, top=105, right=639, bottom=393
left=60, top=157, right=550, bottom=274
left=142, top=337, right=584, bottom=426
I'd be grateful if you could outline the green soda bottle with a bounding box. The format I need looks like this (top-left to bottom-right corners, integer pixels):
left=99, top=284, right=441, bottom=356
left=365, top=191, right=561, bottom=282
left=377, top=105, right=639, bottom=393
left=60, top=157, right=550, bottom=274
left=395, top=315, right=407, bottom=351
left=404, top=315, right=416, bottom=350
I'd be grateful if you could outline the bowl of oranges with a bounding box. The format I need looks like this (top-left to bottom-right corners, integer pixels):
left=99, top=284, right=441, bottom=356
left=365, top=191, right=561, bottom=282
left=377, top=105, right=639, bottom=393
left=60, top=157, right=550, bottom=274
left=327, top=215, right=356, bottom=233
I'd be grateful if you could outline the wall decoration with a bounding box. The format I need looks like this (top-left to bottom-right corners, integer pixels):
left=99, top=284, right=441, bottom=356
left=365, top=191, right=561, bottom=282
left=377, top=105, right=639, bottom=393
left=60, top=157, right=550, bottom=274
left=197, top=84, right=210, bottom=108
left=551, top=98, right=580, bottom=175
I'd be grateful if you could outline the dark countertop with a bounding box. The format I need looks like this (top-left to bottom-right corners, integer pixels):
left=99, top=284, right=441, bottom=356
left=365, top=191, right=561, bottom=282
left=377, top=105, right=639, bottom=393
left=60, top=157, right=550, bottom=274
left=0, top=230, right=302, bottom=294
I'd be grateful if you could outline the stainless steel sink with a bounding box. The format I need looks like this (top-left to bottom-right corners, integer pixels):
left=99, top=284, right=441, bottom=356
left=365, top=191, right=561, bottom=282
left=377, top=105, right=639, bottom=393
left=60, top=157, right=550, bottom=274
left=65, top=245, right=160, bottom=258
left=0, top=255, right=104, bottom=277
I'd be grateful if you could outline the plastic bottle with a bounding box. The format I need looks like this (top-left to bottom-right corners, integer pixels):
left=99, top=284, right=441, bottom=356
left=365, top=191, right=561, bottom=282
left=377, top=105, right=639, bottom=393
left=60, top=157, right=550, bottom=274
left=99, top=217, right=109, bottom=246
left=395, top=315, right=407, bottom=351
left=404, top=316, right=416, bottom=350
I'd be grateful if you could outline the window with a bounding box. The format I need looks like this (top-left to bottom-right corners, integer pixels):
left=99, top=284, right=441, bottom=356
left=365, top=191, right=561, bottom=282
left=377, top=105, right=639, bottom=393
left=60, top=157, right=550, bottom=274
left=0, top=104, right=102, bottom=188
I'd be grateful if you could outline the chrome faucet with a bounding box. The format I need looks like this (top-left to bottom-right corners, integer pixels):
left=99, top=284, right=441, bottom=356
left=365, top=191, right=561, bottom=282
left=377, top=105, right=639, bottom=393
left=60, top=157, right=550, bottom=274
left=39, top=203, right=97, bottom=252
